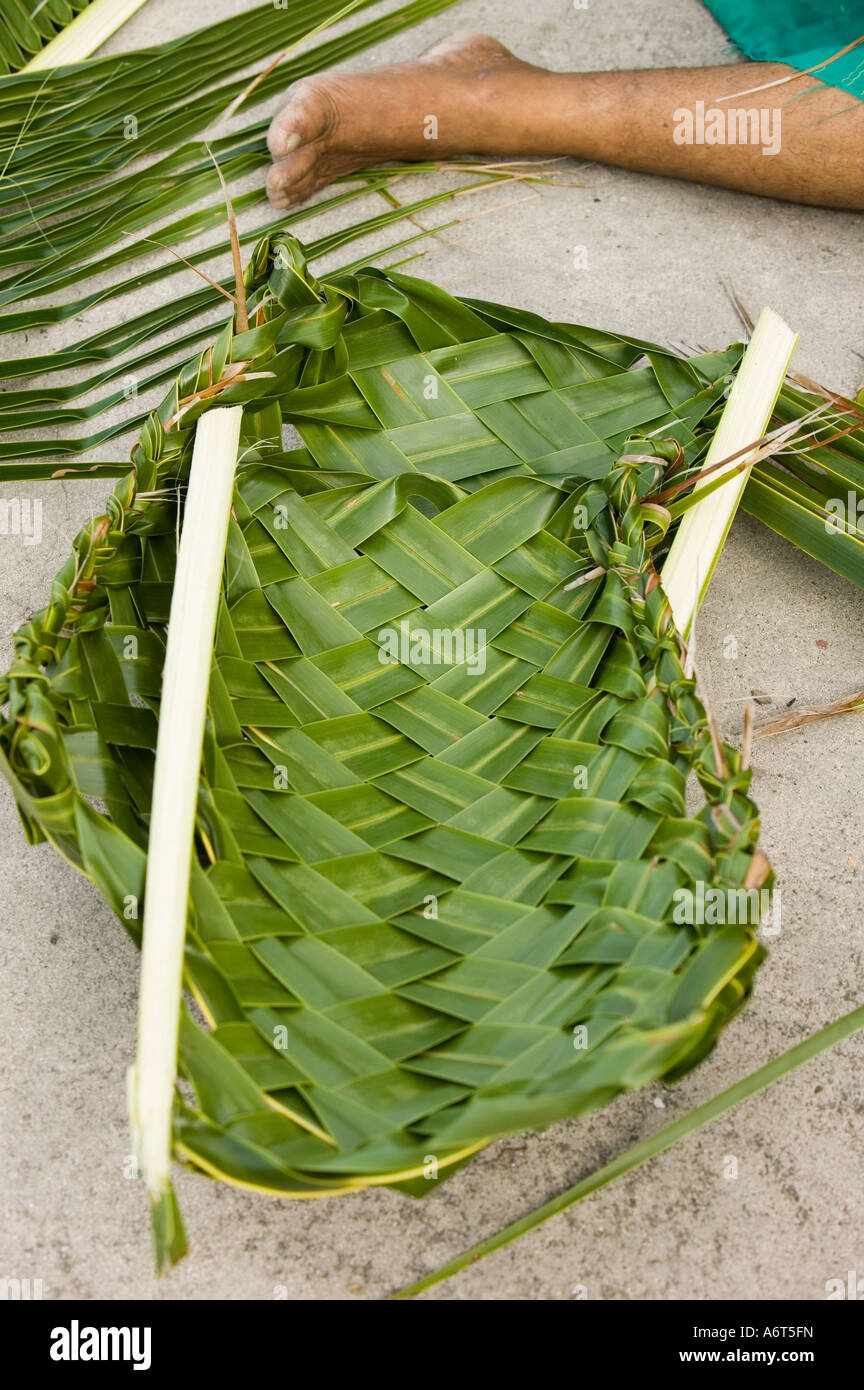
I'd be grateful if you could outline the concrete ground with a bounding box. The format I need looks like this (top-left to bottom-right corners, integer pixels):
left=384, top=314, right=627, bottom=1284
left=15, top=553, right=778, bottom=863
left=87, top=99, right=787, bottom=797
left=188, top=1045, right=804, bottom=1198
left=2, top=0, right=863, bottom=1301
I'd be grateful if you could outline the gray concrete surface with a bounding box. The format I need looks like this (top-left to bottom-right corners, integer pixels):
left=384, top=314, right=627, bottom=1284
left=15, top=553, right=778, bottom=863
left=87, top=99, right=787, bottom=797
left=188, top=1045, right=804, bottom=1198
left=2, top=0, right=863, bottom=1301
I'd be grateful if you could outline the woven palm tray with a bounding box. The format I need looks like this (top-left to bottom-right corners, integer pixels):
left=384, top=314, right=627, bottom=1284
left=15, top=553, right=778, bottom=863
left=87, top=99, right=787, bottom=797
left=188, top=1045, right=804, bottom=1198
left=0, top=234, right=766, bottom=1202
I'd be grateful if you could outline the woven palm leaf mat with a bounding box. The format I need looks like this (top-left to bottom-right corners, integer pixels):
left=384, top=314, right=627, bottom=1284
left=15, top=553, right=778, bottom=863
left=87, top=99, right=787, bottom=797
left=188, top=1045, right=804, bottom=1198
left=1, top=234, right=767, bottom=1201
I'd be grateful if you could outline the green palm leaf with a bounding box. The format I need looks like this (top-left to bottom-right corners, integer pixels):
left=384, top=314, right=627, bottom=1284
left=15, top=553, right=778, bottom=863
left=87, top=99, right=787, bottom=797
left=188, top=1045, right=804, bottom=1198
left=0, top=0, right=112, bottom=73
left=742, top=383, right=864, bottom=589
left=0, top=0, right=466, bottom=474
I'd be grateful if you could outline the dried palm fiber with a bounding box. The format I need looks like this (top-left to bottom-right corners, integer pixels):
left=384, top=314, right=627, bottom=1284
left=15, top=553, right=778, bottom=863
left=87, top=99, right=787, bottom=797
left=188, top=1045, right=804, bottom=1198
left=1, top=234, right=771, bottom=1249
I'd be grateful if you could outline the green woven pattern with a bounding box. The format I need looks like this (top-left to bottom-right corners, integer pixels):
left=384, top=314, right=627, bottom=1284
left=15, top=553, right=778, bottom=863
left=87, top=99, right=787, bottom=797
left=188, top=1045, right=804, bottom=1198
left=1, top=236, right=766, bottom=1197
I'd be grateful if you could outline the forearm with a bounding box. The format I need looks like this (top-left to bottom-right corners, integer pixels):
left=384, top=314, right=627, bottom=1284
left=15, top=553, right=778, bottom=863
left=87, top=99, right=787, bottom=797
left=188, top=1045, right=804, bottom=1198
left=476, top=62, right=864, bottom=209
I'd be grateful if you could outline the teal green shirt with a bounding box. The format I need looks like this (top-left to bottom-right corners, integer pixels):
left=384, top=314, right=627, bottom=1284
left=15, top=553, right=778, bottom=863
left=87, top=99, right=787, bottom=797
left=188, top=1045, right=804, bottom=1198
left=703, top=0, right=864, bottom=99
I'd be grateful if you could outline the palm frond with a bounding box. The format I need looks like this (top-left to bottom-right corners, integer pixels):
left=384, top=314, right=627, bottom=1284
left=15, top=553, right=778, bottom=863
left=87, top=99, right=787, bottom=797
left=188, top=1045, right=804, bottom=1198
left=742, top=380, right=864, bottom=588
left=0, top=0, right=144, bottom=74
left=19, top=0, right=151, bottom=71
left=0, top=0, right=465, bottom=472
